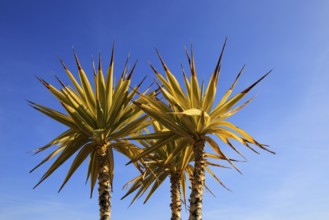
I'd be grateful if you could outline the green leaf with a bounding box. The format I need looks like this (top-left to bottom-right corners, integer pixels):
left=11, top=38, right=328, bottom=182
left=59, top=143, right=95, bottom=191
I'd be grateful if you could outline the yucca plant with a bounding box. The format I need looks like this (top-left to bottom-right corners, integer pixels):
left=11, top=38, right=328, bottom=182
left=122, top=121, right=230, bottom=220
left=129, top=41, right=275, bottom=220
left=29, top=48, right=151, bottom=220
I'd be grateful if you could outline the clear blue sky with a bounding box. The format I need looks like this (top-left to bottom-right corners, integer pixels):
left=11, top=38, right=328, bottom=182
left=1, top=0, right=329, bottom=219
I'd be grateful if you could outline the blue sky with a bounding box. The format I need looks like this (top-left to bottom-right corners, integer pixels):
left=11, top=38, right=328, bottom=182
left=1, top=0, right=329, bottom=219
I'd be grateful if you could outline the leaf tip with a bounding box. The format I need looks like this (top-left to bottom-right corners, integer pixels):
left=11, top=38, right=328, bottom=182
left=73, top=49, right=82, bottom=70
left=58, top=56, right=68, bottom=70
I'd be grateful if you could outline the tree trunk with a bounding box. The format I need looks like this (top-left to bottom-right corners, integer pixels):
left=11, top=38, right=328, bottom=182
left=188, top=139, right=206, bottom=220
left=97, top=144, right=112, bottom=220
left=170, top=172, right=182, bottom=220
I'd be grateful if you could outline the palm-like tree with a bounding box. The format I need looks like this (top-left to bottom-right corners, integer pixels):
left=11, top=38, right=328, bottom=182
left=30, top=48, right=150, bottom=220
left=130, top=41, right=274, bottom=220
left=122, top=121, right=229, bottom=220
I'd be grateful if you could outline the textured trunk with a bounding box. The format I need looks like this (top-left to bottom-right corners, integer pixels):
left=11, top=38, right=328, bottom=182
left=170, top=173, right=182, bottom=220
left=188, top=139, right=206, bottom=220
left=97, top=144, right=111, bottom=220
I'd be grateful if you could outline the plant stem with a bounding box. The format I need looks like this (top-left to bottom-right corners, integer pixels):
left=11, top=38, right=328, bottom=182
left=98, top=144, right=111, bottom=220
left=188, top=139, right=206, bottom=220
left=170, top=172, right=182, bottom=220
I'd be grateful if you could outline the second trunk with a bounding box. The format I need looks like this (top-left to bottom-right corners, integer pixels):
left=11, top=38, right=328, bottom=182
left=170, top=172, right=181, bottom=220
